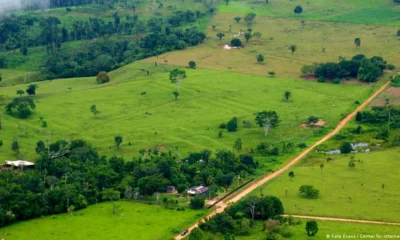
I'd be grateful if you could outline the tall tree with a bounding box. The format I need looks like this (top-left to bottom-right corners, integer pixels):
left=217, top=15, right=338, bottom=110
left=288, top=171, right=295, bottom=181
left=90, top=105, right=100, bottom=116
left=11, top=139, right=20, bottom=155
left=284, top=91, right=292, bottom=101
left=255, top=111, right=280, bottom=136
left=101, top=188, right=120, bottom=214
left=306, top=220, right=318, bottom=236
left=114, top=135, right=123, bottom=149
left=26, top=84, right=38, bottom=96
left=256, top=54, right=264, bottom=63
left=354, top=38, right=361, bottom=48
left=234, top=17, right=241, bottom=23
left=169, top=69, right=187, bottom=94
left=289, top=44, right=297, bottom=54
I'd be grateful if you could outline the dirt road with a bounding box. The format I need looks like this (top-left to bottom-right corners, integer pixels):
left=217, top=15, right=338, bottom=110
left=282, top=215, right=400, bottom=226
left=175, top=80, right=392, bottom=239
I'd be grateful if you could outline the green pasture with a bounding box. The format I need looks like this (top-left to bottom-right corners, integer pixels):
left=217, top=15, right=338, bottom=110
left=0, top=62, right=375, bottom=160
left=251, top=148, right=400, bottom=222
left=0, top=201, right=207, bottom=240
left=146, top=14, right=400, bottom=78
left=0, top=69, right=40, bottom=87
left=218, top=0, right=400, bottom=26
left=234, top=220, right=400, bottom=240
left=17, top=0, right=212, bottom=28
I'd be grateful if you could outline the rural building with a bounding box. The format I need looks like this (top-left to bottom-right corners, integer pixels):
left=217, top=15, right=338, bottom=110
left=4, top=160, right=35, bottom=169
left=187, top=186, right=208, bottom=195
left=167, top=186, right=176, bottom=193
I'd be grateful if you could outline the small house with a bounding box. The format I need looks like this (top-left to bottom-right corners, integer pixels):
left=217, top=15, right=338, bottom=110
left=167, top=186, right=176, bottom=193
left=187, top=186, right=208, bottom=196
left=4, top=160, right=35, bottom=170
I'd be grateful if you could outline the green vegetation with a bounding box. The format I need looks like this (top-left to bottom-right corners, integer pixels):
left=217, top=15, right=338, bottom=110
left=0, top=202, right=207, bottom=240
left=0, top=64, right=375, bottom=160
left=252, top=148, right=400, bottom=222
left=231, top=220, right=400, bottom=240
left=148, top=15, right=400, bottom=78
left=218, top=0, right=400, bottom=26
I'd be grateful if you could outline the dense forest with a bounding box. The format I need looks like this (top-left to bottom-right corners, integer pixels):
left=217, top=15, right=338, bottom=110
left=0, top=1, right=212, bottom=79
left=0, top=139, right=258, bottom=227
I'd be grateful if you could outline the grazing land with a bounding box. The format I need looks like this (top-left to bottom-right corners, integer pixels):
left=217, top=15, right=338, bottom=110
left=251, top=148, right=400, bottom=222
left=234, top=220, right=400, bottom=240
left=0, top=62, right=377, bottom=160
left=0, top=201, right=207, bottom=240
left=218, top=0, right=400, bottom=26
left=146, top=14, right=400, bottom=78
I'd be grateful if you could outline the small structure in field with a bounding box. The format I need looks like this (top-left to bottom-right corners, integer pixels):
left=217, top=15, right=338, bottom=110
left=187, top=186, right=208, bottom=196
left=167, top=186, right=177, bottom=193
left=222, top=44, right=242, bottom=50
left=4, top=160, right=35, bottom=170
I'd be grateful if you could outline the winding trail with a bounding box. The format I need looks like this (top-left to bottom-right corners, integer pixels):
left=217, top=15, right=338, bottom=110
left=281, top=215, right=400, bottom=226
left=175, top=79, right=393, bottom=239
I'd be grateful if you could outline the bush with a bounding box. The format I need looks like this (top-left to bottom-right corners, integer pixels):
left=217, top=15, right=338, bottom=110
left=189, top=61, right=196, bottom=69
left=340, top=142, right=353, bottom=154
left=226, top=117, right=238, bottom=132
left=190, top=196, right=205, bottom=209
left=299, top=185, right=319, bottom=198
left=219, top=123, right=227, bottom=129
left=387, top=64, right=396, bottom=70
left=231, top=38, right=242, bottom=47
left=392, top=75, right=400, bottom=87
left=333, top=78, right=341, bottom=84
left=297, top=142, right=307, bottom=148
left=5, top=97, right=36, bottom=119
left=96, top=71, right=110, bottom=84
left=317, top=76, right=325, bottom=82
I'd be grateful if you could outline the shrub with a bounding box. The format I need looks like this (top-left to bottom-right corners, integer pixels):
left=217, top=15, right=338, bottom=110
left=317, top=76, right=325, bottom=82
left=387, top=64, right=395, bottom=70
left=5, top=97, right=36, bottom=119
left=0, top=140, right=3, bottom=147
left=189, top=61, right=196, bottom=69
left=219, top=123, right=227, bottom=129
left=392, top=75, right=400, bottom=87
left=340, top=142, right=353, bottom=154
left=231, top=38, right=242, bottom=47
left=226, top=117, right=238, bottom=132
left=299, top=185, right=319, bottom=198
left=333, top=78, right=341, bottom=84
left=297, top=143, right=307, bottom=148
left=190, top=196, right=205, bottom=209
left=96, top=71, right=110, bottom=84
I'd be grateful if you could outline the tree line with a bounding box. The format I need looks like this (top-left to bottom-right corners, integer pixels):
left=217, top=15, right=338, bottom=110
left=0, top=7, right=210, bottom=79
left=301, top=54, right=391, bottom=83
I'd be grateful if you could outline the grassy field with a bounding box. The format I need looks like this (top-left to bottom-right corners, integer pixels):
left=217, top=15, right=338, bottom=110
left=251, top=148, right=400, bottom=222
left=234, top=220, right=400, bottom=240
left=17, top=0, right=212, bottom=28
left=218, top=0, right=400, bottom=26
left=145, top=14, right=400, bottom=78
left=0, top=62, right=378, bottom=160
left=0, top=201, right=207, bottom=240
left=0, top=69, right=40, bottom=87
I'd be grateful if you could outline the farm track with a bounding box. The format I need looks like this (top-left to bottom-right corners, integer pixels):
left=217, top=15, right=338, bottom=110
left=175, top=79, right=394, bottom=239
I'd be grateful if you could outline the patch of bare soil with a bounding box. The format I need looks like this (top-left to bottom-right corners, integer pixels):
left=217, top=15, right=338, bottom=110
left=300, top=119, right=326, bottom=128
left=373, top=87, right=400, bottom=106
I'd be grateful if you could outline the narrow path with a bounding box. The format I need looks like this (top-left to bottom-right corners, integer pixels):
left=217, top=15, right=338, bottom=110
left=175, top=79, right=392, bottom=239
left=282, top=215, right=400, bottom=226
